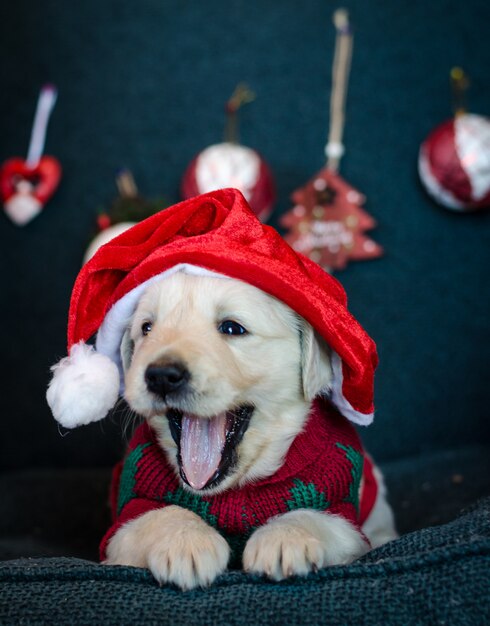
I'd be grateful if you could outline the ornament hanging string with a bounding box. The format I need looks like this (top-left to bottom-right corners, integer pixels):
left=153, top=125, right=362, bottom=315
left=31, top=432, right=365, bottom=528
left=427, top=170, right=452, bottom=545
left=26, top=85, right=58, bottom=168
left=450, top=67, right=469, bottom=118
left=116, top=168, right=139, bottom=198
left=325, top=9, right=353, bottom=172
left=224, top=83, right=256, bottom=144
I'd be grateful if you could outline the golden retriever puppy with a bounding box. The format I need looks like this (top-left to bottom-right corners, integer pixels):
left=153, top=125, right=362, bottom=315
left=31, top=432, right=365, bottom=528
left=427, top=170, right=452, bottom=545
left=104, top=271, right=397, bottom=590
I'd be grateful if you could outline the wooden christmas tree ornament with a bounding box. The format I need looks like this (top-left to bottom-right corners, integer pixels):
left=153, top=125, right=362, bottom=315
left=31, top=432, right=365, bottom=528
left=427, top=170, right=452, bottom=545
left=281, top=10, right=383, bottom=272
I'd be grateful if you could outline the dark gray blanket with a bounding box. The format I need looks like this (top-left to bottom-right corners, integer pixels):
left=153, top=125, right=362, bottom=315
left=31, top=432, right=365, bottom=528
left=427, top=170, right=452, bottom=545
left=1, top=497, right=489, bottom=626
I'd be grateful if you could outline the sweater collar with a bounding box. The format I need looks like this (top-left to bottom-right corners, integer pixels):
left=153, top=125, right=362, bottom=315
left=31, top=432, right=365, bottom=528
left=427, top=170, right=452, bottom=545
left=254, top=398, right=357, bottom=486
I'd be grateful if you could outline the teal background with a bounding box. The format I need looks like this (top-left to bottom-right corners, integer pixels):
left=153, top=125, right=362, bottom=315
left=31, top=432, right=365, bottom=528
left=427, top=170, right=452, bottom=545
left=0, top=0, right=489, bottom=470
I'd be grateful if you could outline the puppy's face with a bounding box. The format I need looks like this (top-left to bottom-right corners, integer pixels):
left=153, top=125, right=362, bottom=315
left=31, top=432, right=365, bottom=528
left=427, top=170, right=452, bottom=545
left=123, top=271, right=331, bottom=494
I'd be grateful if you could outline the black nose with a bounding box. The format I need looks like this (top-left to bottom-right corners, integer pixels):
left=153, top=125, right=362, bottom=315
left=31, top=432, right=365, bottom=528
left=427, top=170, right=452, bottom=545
left=145, top=362, right=190, bottom=397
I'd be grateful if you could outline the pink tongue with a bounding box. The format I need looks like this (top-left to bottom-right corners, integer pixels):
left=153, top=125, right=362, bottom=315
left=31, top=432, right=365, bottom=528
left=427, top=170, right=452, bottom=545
left=180, top=412, right=227, bottom=490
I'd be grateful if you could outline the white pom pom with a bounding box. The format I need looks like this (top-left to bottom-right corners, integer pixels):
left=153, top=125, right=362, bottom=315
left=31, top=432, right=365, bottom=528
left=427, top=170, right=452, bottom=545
left=46, top=342, right=120, bottom=428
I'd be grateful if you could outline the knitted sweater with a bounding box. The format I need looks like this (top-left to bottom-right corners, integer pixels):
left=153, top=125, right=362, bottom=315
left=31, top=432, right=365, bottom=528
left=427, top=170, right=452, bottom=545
left=100, top=398, right=378, bottom=563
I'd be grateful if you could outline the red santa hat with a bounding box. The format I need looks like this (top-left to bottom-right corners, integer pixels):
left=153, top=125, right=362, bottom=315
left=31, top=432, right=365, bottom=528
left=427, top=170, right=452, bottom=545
left=46, top=188, right=377, bottom=429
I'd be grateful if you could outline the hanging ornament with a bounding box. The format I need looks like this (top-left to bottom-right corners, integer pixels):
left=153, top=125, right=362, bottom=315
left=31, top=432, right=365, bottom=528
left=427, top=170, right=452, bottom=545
left=181, top=83, right=275, bottom=221
left=0, top=85, right=61, bottom=226
left=418, top=68, right=490, bottom=212
left=83, top=169, right=166, bottom=263
left=282, top=170, right=382, bottom=270
left=281, top=9, right=383, bottom=272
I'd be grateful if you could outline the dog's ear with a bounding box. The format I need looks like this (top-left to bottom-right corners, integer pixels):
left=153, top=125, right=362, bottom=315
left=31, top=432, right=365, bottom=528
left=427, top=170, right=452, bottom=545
left=300, top=321, right=333, bottom=401
left=120, top=328, right=135, bottom=373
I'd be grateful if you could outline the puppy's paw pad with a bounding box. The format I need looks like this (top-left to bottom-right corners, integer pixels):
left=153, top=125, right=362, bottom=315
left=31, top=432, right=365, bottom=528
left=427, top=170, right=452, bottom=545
left=243, top=511, right=369, bottom=581
left=148, top=529, right=230, bottom=590
left=105, top=507, right=230, bottom=590
left=243, top=523, right=324, bottom=581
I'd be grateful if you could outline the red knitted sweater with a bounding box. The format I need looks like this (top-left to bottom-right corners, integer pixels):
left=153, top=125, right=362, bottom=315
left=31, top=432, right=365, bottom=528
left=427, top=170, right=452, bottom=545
left=100, top=398, right=378, bottom=562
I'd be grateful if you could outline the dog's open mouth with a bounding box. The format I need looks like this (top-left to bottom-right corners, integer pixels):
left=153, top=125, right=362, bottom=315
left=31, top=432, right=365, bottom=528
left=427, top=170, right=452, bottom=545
left=166, top=406, right=253, bottom=491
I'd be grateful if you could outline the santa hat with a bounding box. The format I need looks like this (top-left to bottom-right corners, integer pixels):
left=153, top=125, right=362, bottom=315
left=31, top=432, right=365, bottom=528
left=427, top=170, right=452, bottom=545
left=47, top=188, right=377, bottom=429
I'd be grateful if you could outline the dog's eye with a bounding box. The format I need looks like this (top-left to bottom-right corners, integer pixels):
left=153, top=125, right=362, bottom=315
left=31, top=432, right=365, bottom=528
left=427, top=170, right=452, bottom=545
left=218, top=320, right=248, bottom=336
left=141, top=322, right=153, bottom=336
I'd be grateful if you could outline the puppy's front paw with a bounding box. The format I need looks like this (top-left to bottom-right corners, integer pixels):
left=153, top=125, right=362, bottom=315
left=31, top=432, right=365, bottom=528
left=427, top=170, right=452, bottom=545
left=105, top=505, right=230, bottom=590
left=243, top=519, right=325, bottom=581
left=243, top=509, right=369, bottom=581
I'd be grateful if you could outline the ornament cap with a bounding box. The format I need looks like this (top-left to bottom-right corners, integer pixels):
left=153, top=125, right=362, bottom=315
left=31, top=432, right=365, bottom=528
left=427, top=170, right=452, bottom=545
left=325, top=142, right=345, bottom=161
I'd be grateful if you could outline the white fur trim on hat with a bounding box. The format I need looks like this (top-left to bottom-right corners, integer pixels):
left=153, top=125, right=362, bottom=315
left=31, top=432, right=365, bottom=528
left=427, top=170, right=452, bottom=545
left=329, top=352, right=374, bottom=426
left=46, top=342, right=120, bottom=428
left=49, top=264, right=373, bottom=428
left=96, top=263, right=373, bottom=425
left=96, top=263, right=229, bottom=388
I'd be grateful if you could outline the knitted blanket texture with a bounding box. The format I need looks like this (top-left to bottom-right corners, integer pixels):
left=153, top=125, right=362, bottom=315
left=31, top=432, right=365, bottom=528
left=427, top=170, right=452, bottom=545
left=1, top=498, right=489, bottom=626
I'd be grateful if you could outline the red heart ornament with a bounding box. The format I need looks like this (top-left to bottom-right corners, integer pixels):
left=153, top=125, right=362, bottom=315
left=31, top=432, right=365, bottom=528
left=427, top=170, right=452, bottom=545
left=0, top=156, right=62, bottom=225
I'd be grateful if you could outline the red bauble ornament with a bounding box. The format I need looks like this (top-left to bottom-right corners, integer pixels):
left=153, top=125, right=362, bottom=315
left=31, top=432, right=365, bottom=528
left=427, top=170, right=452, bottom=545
left=418, top=113, right=490, bottom=211
left=181, top=142, right=275, bottom=221
left=181, top=84, right=275, bottom=221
